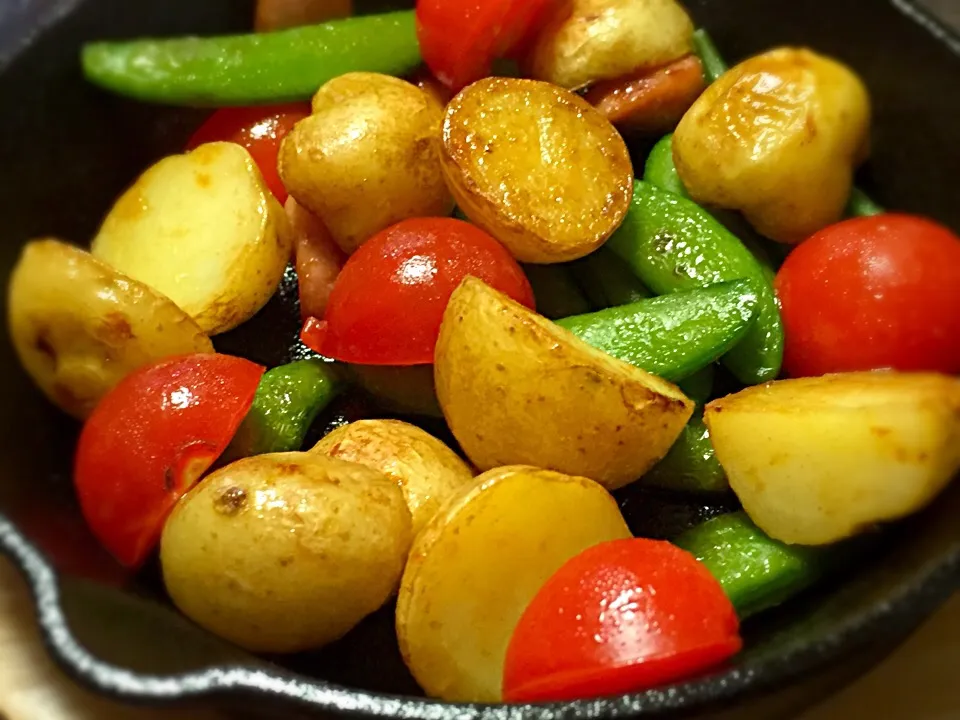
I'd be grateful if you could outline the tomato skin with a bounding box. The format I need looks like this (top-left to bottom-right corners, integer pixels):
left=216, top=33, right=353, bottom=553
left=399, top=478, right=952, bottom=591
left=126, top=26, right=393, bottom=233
left=301, top=217, right=534, bottom=365
left=416, top=0, right=557, bottom=90
left=503, top=538, right=741, bottom=703
left=776, top=214, right=960, bottom=378
left=185, top=103, right=310, bottom=203
left=74, top=354, right=264, bottom=568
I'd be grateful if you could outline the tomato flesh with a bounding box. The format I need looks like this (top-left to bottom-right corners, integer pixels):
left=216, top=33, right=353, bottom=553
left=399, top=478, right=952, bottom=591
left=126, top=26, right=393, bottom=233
left=185, top=103, right=310, bottom=203
left=301, top=217, right=534, bottom=365
left=74, top=354, right=264, bottom=568
left=776, top=214, right=960, bottom=377
left=503, top=538, right=741, bottom=703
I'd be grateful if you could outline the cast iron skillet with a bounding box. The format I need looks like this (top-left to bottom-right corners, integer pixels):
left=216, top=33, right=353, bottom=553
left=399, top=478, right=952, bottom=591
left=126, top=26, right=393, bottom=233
left=0, top=0, right=958, bottom=718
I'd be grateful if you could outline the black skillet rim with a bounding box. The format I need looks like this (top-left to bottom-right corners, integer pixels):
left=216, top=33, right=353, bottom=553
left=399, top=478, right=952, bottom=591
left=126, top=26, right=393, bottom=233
left=1, top=0, right=959, bottom=717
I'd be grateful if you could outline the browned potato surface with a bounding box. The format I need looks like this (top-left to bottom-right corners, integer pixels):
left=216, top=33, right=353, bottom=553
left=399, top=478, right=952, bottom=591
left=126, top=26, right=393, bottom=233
left=440, top=77, right=633, bottom=264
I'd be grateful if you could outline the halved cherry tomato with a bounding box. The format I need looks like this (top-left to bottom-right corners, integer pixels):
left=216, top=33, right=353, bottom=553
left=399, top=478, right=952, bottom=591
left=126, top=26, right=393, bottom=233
left=416, top=0, right=558, bottom=90
left=74, top=354, right=264, bottom=568
left=776, top=214, right=960, bottom=377
left=185, top=103, right=310, bottom=203
left=301, top=217, right=534, bottom=365
left=503, top=538, right=741, bottom=703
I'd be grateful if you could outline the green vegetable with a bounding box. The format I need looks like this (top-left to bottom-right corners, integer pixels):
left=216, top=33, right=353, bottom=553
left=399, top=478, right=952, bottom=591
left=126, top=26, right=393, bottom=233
left=350, top=364, right=442, bottom=418
left=692, top=28, right=728, bottom=84
left=845, top=187, right=885, bottom=217
left=606, top=180, right=783, bottom=384
left=81, top=11, right=420, bottom=105
left=677, top=365, right=714, bottom=406
left=570, top=248, right=651, bottom=308
left=523, top=264, right=593, bottom=319
left=228, top=359, right=342, bottom=458
left=555, top=279, right=758, bottom=382
left=644, top=134, right=689, bottom=197
left=644, top=411, right=726, bottom=493
left=674, top=512, right=824, bottom=618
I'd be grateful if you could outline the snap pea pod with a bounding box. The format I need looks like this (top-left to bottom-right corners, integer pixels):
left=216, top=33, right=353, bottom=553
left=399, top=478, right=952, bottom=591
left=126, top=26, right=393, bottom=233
left=606, top=181, right=783, bottom=384
left=674, top=512, right=824, bottom=618
left=644, top=134, right=689, bottom=198
left=81, top=11, right=420, bottom=105
left=227, top=359, right=342, bottom=458
left=677, top=364, right=714, bottom=405
left=555, top=279, right=758, bottom=382
left=644, top=411, right=727, bottom=493
left=570, top=247, right=651, bottom=309
left=845, top=187, right=885, bottom=217
left=523, top=264, right=593, bottom=319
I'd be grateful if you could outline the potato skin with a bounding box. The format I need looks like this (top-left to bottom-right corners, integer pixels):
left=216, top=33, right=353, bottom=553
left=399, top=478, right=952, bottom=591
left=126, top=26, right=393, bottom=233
left=435, top=278, right=694, bottom=489
left=396, top=465, right=631, bottom=702
left=312, top=419, right=474, bottom=536
left=7, top=239, right=212, bottom=419
left=441, top=78, right=633, bottom=264
left=705, top=372, right=960, bottom=545
left=160, top=452, right=412, bottom=654
left=279, top=72, right=453, bottom=254
left=524, top=0, right=694, bottom=90
left=92, top=142, right=293, bottom=335
left=674, top=48, right=870, bottom=243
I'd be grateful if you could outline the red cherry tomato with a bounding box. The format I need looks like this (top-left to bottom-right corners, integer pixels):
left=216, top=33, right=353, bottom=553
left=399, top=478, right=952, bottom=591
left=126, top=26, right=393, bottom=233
left=416, top=0, right=558, bottom=90
left=74, top=354, right=264, bottom=568
left=503, top=538, right=741, bottom=703
left=185, top=103, right=310, bottom=203
left=776, top=214, right=960, bottom=377
left=301, top=217, right=534, bottom=365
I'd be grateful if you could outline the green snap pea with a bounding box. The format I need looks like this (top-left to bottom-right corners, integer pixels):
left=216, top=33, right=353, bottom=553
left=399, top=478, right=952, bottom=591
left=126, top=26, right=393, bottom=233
left=523, top=264, right=593, bottom=319
left=570, top=248, right=651, bottom=309
left=644, top=411, right=727, bottom=494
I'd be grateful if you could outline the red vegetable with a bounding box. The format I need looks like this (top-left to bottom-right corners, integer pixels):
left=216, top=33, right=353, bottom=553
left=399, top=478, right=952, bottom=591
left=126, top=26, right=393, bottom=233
left=301, top=217, right=534, bottom=365
left=74, top=354, right=264, bottom=568
left=503, top=538, right=741, bottom=703
left=416, top=0, right=557, bottom=90
left=185, top=103, right=310, bottom=203
left=776, top=214, right=960, bottom=377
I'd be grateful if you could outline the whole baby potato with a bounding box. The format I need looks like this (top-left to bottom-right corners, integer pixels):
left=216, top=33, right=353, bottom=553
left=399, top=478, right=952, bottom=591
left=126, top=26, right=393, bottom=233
left=160, top=452, right=412, bottom=654
left=7, top=239, right=212, bottom=419
left=524, top=0, right=694, bottom=90
left=312, top=419, right=474, bottom=536
left=441, top=78, right=633, bottom=264
left=674, top=47, right=871, bottom=243
left=279, top=72, right=453, bottom=254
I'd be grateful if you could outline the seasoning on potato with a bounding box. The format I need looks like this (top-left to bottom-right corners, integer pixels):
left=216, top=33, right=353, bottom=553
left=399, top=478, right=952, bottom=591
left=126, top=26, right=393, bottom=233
left=705, top=372, right=960, bottom=546
left=312, top=419, right=474, bottom=536
left=160, top=452, right=412, bottom=654
left=7, top=239, right=213, bottom=419
left=523, top=0, right=695, bottom=90
left=435, top=277, right=694, bottom=489
left=440, top=77, right=633, bottom=264
left=396, top=465, right=631, bottom=702
left=673, top=47, right=871, bottom=243
left=91, top=142, right=293, bottom=335
left=279, top=72, right=453, bottom=254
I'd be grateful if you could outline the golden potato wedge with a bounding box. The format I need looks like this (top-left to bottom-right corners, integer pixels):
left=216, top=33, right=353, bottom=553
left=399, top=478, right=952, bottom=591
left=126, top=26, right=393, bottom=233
left=7, top=239, right=212, bottom=419
left=161, top=452, right=412, bottom=654
left=312, top=419, right=474, bottom=536
left=440, top=77, right=633, bottom=264
left=396, top=465, right=631, bottom=702
left=279, top=72, right=453, bottom=254
left=705, top=372, right=960, bottom=546
left=523, top=0, right=695, bottom=90
left=435, top=278, right=693, bottom=489
left=674, top=47, right=871, bottom=243
left=91, top=142, right=292, bottom=335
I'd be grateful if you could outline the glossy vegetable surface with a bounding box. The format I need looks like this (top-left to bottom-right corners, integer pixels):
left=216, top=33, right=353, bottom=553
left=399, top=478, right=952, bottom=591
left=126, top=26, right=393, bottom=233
left=643, top=411, right=727, bottom=493
left=571, top=247, right=651, bottom=308
left=81, top=11, right=422, bottom=105
left=644, top=133, right=687, bottom=196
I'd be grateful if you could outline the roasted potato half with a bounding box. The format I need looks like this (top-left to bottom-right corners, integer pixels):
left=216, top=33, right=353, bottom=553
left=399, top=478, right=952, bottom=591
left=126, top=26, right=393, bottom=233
left=524, top=0, right=695, bottom=90
left=312, top=419, right=475, bottom=536
left=279, top=72, right=453, bottom=254
left=7, top=239, right=212, bottom=419
left=705, top=372, right=960, bottom=545
left=435, top=278, right=694, bottom=489
left=440, top=77, right=633, bottom=264
left=396, top=465, right=631, bottom=702
left=92, top=142, right=292, bottom=335
left=161, top=452, right=412, bottom=654
left=674, top=47, right=871, bottom=243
